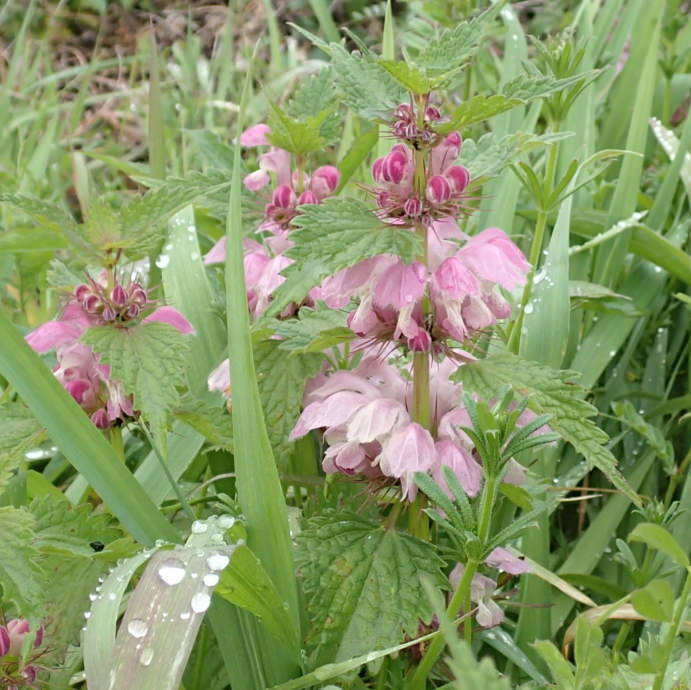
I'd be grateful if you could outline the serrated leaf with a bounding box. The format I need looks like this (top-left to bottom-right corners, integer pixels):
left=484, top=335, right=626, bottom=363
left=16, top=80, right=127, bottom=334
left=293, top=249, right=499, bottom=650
left=287, top=69, right=340, bottom=143
left=437, top=95, right=523, bottom=134
left=501, top=72, right=597, bottom=101
left=269, top=198, right=421, bottom=316
left=82, top=197, right=126, bottom=252
left=267, top=102, right=330, bottom=156
left=172, top=395, right=233, bottom=450
left=118, top=171, right=232, bottom=257
left=82, top=321, right=190, bottom=433
left=216, top=543, right=299, bottom=650
left=379, top=60, right=435, bottom=94
left=46, top=258, right=86, bottom=291
left=270, top=306, right=353, bottom=353
left=254, top=339, right=323, bottom=466
left=454, top=353, right=640, bottom=505
left=0, top=403, right=46, bottom=490
left=330, top=46, right=407, bottom=119
left=0, top=506, right=45, bottom=613
left=296, top=513, right=447, bottom=663
left=413, top=4, right=499, bottom=74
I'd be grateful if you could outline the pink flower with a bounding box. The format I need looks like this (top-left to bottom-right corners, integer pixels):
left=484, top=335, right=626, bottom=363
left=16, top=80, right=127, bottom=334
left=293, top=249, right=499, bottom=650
left=26, top=276, right=194, bottom=429
left=449, top=564, right=505, bottom=628
left=485, top=547, right=531, bottom=575
left=2, top=619, right=44, bottom=657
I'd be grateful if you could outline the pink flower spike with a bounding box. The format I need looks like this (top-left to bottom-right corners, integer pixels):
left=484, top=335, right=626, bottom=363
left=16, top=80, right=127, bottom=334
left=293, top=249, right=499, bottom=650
left=486, top=547, right=531, bottom=575
left=290, top=390, right=367, bottom=439
left=143, top=306, right=195, bottom=334
left=240, top=123, right=271, bottom=146
left=383, top=147, right=409, bottom=184
left=297, top=190, right=318, bottom=205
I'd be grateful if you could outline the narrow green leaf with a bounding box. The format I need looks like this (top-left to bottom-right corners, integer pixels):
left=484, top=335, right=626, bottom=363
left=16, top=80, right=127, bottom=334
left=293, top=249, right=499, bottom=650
left=532, top=640, right=575, bottom=689
left=0, top=312, right=179, bottom=545
left=336, top=127, right=378, bottom=193
left=437, top=95, right=523, bottom=134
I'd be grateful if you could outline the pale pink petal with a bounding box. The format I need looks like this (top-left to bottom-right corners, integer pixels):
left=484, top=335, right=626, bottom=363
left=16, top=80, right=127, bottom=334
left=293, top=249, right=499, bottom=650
left=461, top=295, right=495, bottom=330
left=323, top=441, right=368, bottom=475
left=26, top=321, right=81, bottom=353
left=208, top=359, right=231, bottom=397
left=240, top=123, right=270, bottom=146
left=377, top=422, right=436, bottom=479
left=143, top=306, right=195, bottom=334
left=432, top=257, right=480, bottom=298
left=290, top=391, right=368, bottom=439
left=346, top=398, right=409, bottom=443
left=374, top=261, right=427, bottom=309
left=204, top=237, right=226, bottom=265
left=504, top=459, right=527, bottom=485
left=243, top=169, right=270, bottom=191
left=433, top=439, right=483, bottom=497
left=259, top=149, right=292, bottom=186
left=476, top=598, right=505, bottom=628
left=486, top=547, right=531, bottom=574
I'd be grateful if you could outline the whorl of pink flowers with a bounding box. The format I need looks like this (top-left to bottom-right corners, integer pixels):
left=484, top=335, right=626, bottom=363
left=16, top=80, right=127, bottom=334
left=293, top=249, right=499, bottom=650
left=26, top=276, right=194, bottom=429
left=0, top=618, right=44, bottom=688
left=290, top=355, right=483, bottom=501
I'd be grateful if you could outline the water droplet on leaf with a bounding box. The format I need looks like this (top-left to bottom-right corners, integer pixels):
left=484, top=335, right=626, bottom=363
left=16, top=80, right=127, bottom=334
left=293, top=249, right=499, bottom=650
left=158, top=557, right=186, bottom=585
left=127, top=618, right=148, bottom=638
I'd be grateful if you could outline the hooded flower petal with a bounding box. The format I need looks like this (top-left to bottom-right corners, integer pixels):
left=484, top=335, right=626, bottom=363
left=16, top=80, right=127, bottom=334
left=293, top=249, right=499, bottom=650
left=346, top=398, right=409, bottom=443
left=377, top=422, right=436, bottom=480
left=204, top=237, right=227, bottom=265
left=433, top=439, right=483, bottom=497
left=143, top=306, right=195, bottom=334
left=240, top=123, right=271, bottom=146
left=26, top=320, right=83, bottom=353
left=485, top=547, right=531, bottom=575
left=290, top=391, right=368, bottom=439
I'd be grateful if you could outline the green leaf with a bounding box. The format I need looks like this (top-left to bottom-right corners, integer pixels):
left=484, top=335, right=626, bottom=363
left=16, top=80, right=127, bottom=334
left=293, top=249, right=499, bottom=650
left=629, top=523, right=689, bottom=568
left=501, top=72, right=598, bottom=101
left=267, top=102, right=331, bottom=156
left=216, top=543, right=299, bottom=650
left=0, top=403, right=46, bottom=490
left=185, top=130, right=235, bottom=170
left=172, top=395, right=233, bottom=450
left=254, top=340, right=323, bottom=466
left=532, top=640, right=575, bottom=689
left=269, top=198, right=421, bottom=316
left=413, top=4, right=499, bottom=74
left=82, top=197, right=124, bottom=252
left=269, top=305, right=353, bottom=353
left=454, top=353, right=640, bottom=505
left=82, top=321, right=190, bottom=433
left=287, top=68, right=340, bottom=143
left=330, top=45, right=407, bottom=119
left=0, top=506, right=44, bottom=613
left=296, top=513, right=447, bottom=663
left=437, top=95, right=523, bottom=134
left=336, top=127, right=379, bottom=193
left=378, top=60, right=435, bottom=94
left=631, top=579, right=675, bottom=622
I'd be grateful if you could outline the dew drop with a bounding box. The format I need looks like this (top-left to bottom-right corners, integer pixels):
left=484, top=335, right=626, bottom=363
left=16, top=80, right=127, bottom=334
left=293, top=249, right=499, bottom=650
left=609, top=350, right=617, bottom=357
left=218, top=515, right=235, bottom=529
left=180, top=611, right=191, bottom=621
left=155, top=254, right=170, bottom=269
left=158, top=557, right=186, bottom=585
left=89, top=593, right=97, bottom=602
left=127, top=618, right=148, bottom=639
left=190, top=252, right=199, bottom=261
left=83, top=611, right=91, bottom=619
left=108, top=592, right=117, bottom=601
left=524, top=303, right=534, bottom=314
left=191, top=592, right=211, bottom=613
left=191, top=520, right=208, bottom=534
left=140, top=647, right=154, bottom=667
left=207, top=553, right=230, bottom=571
left=203, top=573, right=219, bottom=587
left=211, top=533, right=224, bottom=544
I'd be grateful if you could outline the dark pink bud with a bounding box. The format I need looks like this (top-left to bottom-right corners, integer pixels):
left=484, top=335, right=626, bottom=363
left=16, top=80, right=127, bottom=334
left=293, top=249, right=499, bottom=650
left=91, top=409, right=110, bottom=429
left=403, top=196, right=423, bottom=217
left=395, top=104, right=413, bottom=119
left=66, top=379, right=91, bottom=404
left=33, top=625, right=44, bottom=649
left=297, top=190, right=318, bottom=205
left=383, top=149, right=408, bottom=184
left=372, top=157, right=386, bottom=183
left=74, top=284, right=91, bottom=300
left=130, top=288, right=148, bottom=307
left=312, top=165, right=339, bottom=193
left=0, top=626, right=9, bottom=657
left=444, top=131, right=462, bottom=148
left=425, top=106, right=442, bottom=122
left=111, top=284, right=128, bottom=307
left=446, top=165, right=469, bottom=193
left=408, top=328, right=432, bottom=352
left=102, top=307, right=117, bottom=322
left=83, top=295, right=102, bottom=313
left=426, top=175, right=452, bottom=204
left=126, top=304, right=140, bottom=319
left=271, top=184, right=295, bottom=209
left=22, top=665, right=37, bottom=684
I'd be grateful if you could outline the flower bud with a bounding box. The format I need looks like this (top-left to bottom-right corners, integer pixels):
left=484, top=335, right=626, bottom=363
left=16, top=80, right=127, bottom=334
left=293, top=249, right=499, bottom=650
left=403, top=196, right=423, bottom=217
left=126, top=304, right=140, bottom=319
left=130, top=287, right=148, bottom=307
left=297, top=190, right=318, bottom=205
left=271, top=184, right=295, bottom=209
left=101, top=307, right=117, bottom=322
left=83, top=295, right=102, bottom=314
left=394, top=103, right=413, bottom=120
left=426, top=175, right=452, bottom=204
left=425, top=106, right=442, bottom=122
left=371, top=157, right=386, bottom=183
left=0, top=625, right=9, bottom=657
left=111, top=284, right=128, bottom=307
left=22, top=665, right=37, bottom=684
left=74, top=284, right=91, bottom=301
left=446, top=165, right=469, bottom=193
left=383, top=149, right=408, bottom=184
left=408, top=328, right=432, bottom=352
left=312, top=165, right=339, bottom=194
left=91, top=409, right=110, bottom=429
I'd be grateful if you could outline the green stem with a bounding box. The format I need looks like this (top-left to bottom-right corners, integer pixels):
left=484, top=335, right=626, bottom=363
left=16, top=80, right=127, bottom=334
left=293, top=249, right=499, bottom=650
left=652, top=568, right=691, bottom=690
left=139, top=422, right=195, bottom=521
left=412, top=351, right=431, bottom=429
left=109, top=426, right=125, bottom=463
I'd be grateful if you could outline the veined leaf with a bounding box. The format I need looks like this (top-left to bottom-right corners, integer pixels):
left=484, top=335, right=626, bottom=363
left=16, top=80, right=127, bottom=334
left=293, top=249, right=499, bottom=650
left=330, top=45, right=407, bottom=119
left=629, top=523, right=689, bottom=569
left=267, top=102, right=330, bottom=155
left=254, top=340, right=323, bottom=466
left=378, top=60, right=435, bottom=94
left=454, top=353, right=640, bottom=505
left=287, top=68, right=340, bottom=143
left=296, top=513, right=447, bottom=663
left=268, top=198, right=421, bottom=316
left=269, top=305, right=353, bottom=353
left=0, top=506, right=44, bottom=614
left=502, top=72, right=598, bottom=101
left=0, top=403, right=46, bottom=490
left=437, top=95, right=523, bottom=134
left=82, top=321, right=190, bottom=434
